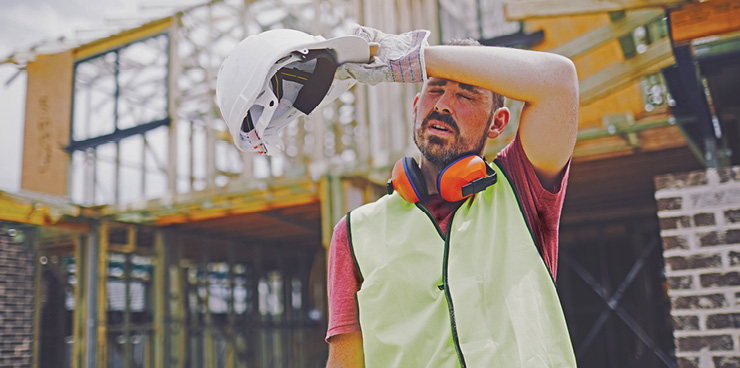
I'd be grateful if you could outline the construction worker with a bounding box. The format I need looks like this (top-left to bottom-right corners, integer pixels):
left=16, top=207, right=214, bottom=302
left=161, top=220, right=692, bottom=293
left=325, top=26, right=579, bottom=367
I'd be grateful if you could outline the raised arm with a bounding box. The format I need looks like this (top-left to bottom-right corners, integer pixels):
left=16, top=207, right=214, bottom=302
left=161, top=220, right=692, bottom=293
left=425, top=46, right=579, bottom=188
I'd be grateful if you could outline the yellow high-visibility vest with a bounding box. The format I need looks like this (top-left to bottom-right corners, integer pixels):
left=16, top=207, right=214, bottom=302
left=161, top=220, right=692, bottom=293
left=349, top=160, right=576, bottom=367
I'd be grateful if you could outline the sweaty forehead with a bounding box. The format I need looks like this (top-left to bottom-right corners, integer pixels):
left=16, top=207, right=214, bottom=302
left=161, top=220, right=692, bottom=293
left=426, top=78, right=486, bottom=95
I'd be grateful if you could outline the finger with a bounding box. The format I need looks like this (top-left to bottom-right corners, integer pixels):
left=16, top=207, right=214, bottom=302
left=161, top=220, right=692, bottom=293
left=334, top=65, right=352, bottom=80
left=355, top=25, right=385, bottom=43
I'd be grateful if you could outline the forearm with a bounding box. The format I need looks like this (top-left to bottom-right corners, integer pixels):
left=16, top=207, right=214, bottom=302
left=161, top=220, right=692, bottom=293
left=424, top=45, right=577, bottom=104
left=326, top=332, right=364, bottom=368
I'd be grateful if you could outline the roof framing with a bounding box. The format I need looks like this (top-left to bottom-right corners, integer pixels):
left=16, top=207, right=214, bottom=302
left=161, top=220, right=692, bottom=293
left=504, top=0, right=687, bottom=21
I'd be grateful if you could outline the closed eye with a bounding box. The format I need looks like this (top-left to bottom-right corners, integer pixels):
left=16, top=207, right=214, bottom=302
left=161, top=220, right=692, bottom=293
left=458, top=93, right=473, bottom=100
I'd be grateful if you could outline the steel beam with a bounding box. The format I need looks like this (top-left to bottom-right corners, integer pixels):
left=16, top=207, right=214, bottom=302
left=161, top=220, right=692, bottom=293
left=65, top=117, right=171, bottom=153
left=668, top=44, right=719, bottom=167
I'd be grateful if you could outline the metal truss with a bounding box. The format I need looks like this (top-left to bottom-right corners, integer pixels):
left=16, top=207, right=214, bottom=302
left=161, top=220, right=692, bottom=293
left=438, top=0, right=521, bottom=42
left=70, top=33, right=170, bottom=205
left=67, top=0, right=365, bottom=207
left=561, top=235, right=678, bottom=368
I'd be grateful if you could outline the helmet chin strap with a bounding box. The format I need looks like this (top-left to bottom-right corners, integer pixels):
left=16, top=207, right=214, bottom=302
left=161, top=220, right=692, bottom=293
left=253, top=77, right=280, bottom=138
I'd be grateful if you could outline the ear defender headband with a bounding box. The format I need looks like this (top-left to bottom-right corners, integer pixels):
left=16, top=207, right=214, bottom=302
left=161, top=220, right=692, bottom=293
left=387, top=154, right=497, bottom=203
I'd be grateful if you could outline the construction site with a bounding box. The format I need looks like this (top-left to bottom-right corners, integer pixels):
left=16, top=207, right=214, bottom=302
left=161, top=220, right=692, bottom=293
left=1, top=0, right=740, bottom=367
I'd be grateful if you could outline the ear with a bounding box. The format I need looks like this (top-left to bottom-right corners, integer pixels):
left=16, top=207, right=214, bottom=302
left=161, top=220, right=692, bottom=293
left=488, top=107, right=510, bottom=139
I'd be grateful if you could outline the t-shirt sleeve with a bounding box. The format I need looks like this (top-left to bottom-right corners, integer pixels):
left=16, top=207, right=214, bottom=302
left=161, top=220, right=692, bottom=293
left=495, top=133, right=570, bottom=280
left=326, top=215, right=362, bottom=342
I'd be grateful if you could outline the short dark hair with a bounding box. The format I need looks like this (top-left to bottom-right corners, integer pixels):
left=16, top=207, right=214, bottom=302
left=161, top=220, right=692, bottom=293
left=444, top=38, right=505, bottom=111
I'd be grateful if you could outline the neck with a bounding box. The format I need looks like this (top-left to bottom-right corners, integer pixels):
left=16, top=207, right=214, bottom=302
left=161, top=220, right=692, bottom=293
left=419, top=157, right=443, bottom=196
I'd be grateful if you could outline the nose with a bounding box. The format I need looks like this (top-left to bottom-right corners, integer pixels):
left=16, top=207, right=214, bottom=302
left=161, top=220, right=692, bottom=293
left=434, top=90, right=454, bottom=114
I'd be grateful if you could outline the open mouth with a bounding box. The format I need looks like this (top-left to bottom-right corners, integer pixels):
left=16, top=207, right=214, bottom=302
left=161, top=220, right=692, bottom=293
left=429, top=123, right=453, bottom=134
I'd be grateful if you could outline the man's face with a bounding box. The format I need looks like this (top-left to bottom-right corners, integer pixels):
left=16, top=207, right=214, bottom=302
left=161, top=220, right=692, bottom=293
left=413, top=78, right=495, bottom=168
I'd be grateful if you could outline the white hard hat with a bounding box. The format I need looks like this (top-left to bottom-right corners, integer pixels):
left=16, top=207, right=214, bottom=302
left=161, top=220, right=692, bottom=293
left=216, top=29, right=370, bottom=155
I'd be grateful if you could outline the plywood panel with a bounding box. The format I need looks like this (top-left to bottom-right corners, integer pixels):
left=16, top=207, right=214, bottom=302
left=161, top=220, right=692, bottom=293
left=527, top=13, right=610, bottom=51
left=572, top=40, right=625, bottom=80
left=21, top=51, right=74, bottom=196
left=578, top=82, right=644, bottom=129
left=579, top=38, right=675, bottom=104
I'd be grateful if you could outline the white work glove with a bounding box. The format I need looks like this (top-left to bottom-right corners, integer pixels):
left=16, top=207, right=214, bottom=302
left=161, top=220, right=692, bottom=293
left=335, top=26, right=431, bottom=85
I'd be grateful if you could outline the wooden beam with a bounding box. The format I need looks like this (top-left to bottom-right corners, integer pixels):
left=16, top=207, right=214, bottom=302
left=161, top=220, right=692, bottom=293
left=258, top=211, right=321, bottom=234
left=74, top=17, right=173, bottom=60
left=549, top=9, right=664, bottom=58
left=669, top=0, right=740, bottom=43
left=580, top=37, right=674, bottom=105
left=504, top=0, right=686, bottom=21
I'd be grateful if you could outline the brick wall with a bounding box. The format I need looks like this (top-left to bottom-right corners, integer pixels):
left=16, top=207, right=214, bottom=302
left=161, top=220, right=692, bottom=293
left=656, top=167, right=740, bottom=368
left=0, top=225, right=35, bottom=368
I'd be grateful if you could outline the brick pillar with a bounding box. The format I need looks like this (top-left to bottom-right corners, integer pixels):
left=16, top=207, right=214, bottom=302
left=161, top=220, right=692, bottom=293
left=0, top=226, right=35, bottom=368
left=656, top=167, right=740, bottom=368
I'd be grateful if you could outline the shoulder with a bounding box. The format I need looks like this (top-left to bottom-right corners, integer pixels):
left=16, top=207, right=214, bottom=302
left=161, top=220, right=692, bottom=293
left=349, top=193, right=407, bottom=222
left=332, top=214, right=349, bottom=242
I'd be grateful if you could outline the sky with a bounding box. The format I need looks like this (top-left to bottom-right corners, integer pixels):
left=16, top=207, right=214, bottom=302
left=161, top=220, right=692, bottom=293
left=0, top=0, right=144, bottom=192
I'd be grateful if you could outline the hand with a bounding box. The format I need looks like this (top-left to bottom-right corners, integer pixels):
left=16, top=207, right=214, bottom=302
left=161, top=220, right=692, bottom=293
left=335, top=25, right=430, bottom=85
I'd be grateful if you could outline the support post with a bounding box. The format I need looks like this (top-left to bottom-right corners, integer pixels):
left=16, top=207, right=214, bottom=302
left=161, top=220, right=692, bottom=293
left=153, top=230, right=168, bottom=368
left=96, top=221, right=109, bottom=368
left=671, top=45, right=719, bottom=168
left=167, top=16, right=180, bottom=199
left=30, top=229, right=41, bottom=368
left=73, top=236, right=85, bottom=368
left=203, top=240, right=214, bottom=368
left=84, top=220, right=99, bottom=368
left=169, top=234, right=186, bottom=368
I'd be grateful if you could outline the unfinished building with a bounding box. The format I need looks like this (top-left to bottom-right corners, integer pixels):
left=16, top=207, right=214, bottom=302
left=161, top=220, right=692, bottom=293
left=2, top=0, right=740, bottom=367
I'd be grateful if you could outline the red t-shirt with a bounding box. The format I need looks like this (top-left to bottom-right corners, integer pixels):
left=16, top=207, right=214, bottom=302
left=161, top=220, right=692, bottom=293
left=326, top=134, right=570, bottom=342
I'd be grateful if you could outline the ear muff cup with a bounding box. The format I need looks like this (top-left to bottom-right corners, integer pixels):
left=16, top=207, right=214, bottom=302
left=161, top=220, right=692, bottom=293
left=388, top=155, right=497, bottom=203
left=437, top=155, right=487, bottom=202
left=388, top=157, right=428, bottom=203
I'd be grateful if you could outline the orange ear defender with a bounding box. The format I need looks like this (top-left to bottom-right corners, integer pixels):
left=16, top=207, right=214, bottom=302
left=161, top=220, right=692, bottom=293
left=387, top=155, right=497, bottom=203
left=387, top=157, right=428, bottom=203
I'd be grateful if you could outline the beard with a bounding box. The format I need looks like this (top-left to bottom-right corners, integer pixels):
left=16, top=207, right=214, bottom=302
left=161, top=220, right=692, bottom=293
left=413, top=110, right=491, bottom=168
